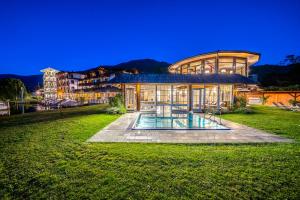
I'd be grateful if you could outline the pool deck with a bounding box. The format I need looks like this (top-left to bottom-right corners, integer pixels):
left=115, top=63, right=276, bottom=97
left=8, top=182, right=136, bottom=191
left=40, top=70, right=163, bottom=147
left=88, top=113, right=293, bottom=143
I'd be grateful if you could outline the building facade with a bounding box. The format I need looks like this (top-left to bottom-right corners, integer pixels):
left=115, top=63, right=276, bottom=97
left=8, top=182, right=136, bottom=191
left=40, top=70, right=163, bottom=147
left=40, top=67, right=59, bottom=101
left=41, top=66, right=121, bottom=103
left=57, top=72, right=86, bottom=99
left=109, top=51, right=260, bottom=114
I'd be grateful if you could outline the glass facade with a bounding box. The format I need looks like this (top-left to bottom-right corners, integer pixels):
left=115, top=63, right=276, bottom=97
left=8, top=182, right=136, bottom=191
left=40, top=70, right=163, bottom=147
left=125, top=84, right=233, bottom=113
left=173, top=56, right=247, bottom=76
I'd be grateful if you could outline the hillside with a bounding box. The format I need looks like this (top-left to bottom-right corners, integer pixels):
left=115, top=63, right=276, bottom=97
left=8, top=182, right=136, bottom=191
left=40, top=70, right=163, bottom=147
left=111, top=59, right=170, bottom=73
left=250, top=63, right=300, bottom=87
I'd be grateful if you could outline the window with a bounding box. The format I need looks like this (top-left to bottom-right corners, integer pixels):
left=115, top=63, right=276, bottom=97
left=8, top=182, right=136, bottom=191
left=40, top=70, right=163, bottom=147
left=220, top=85, right=233, bottom=108
left=173, top=85, right=188, bottom=105
left=205, top=85, right=218, bottom=107
left=157, top=85, right=171, bottom=104
left=218, top=57, right=234, bottom=74
left=204, top=59, right=216, bottom=73
left=140, top=85, right=156, bottom=111
left=190, top=61, right=202, bottom=74
left=236, top=58, right=247, bottom=76
left=181, top=65, right=188, bottom=74
left=172, top=85, right=188, bottom=111
left=187, top=65, right=196, bottom=74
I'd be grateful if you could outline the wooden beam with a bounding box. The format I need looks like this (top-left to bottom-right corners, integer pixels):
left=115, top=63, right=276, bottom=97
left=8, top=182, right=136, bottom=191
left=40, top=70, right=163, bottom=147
left=136, top=83, right=141, bottom=111
left=189, top=84, right=192, bottom=111
left=121, top=84, right=125, bottom=105
left=217, top=84, right=220, bottom=112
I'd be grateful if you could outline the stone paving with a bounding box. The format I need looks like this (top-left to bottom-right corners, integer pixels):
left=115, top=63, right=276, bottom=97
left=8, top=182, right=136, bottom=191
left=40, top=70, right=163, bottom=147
left=88, top=113, right=293, bottom=143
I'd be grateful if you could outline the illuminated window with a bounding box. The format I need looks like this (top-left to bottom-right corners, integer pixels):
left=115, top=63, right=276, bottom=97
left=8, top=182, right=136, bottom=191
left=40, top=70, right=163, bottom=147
left=236, top=58, right=246, bottom=76
left=181, top=65, right=188, bottom=74
left=140, top=85, right=156, bottom=111
left=204, top=59, right=215, bottom=73
left=190, top=61, right=202, bottom=74
left=218, top=57, right=234, bottom=74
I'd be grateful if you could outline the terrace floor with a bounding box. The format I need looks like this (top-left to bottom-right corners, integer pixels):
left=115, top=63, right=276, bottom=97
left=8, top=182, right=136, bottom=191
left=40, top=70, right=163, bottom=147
left=88, top=112, right=293, bottom=143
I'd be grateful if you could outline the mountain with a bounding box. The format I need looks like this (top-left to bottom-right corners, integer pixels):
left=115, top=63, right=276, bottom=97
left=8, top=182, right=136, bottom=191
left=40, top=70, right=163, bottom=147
left=80, top=59, right=170, bottom=74
left=250, top=63, right=300, bottom=87
left=111, top=59, right=170, bottom=73
left=0, top=74, right=43, bottom=92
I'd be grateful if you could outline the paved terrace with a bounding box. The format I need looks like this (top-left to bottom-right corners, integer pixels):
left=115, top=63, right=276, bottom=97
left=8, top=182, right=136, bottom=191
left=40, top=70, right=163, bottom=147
left=88, top=113, right=292, bottom=143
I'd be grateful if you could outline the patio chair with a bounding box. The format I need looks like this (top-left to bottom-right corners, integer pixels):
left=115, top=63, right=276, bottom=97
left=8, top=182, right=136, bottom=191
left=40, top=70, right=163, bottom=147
left=273, top=102, right=289, bottom=110
left=279, top=102, right=293, bottom=110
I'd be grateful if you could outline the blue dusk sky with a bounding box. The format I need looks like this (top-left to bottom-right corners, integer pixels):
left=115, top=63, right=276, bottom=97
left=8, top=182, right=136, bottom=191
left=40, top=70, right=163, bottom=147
left=0, top=0, right=300, bottom=75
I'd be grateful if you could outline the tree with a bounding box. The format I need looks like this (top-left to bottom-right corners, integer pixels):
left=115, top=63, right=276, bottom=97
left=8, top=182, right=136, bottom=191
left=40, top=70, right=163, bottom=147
left=0, top=78, right=28, bottom=101
left=283, top=55, right=300, bottom=65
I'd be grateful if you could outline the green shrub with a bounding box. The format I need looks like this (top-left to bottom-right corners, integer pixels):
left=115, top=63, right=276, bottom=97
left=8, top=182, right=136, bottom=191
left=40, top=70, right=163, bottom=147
left=288, top=99, right=299, bottom=106
left=233, top=107, right=254, bottom=114
left=106, top=94, right=126, bottom=114
left=109, top=94, right=123, bottom=107
left=233, top=96, right=247, bottom=109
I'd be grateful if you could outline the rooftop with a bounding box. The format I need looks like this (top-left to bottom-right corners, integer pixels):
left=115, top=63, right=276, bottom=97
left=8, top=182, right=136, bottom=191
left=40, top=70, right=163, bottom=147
left=108, top=73, right=256, bottom=84
left=169, top=50, right=260, bottom=71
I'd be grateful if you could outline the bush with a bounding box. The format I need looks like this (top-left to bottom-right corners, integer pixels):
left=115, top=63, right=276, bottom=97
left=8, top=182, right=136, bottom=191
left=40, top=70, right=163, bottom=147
left=288, top=99, right=299, bottom=106
left=233, top=96, right=247, bottom=109
left=233, top=107, right=254, bottom=114
left=106, top=94, right=126, bottom=114
left=230, top=96, right=254, bottom=114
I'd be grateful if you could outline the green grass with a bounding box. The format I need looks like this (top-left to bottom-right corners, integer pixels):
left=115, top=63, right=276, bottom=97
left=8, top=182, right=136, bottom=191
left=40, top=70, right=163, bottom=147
left=221, top=106, right=300, bottom=140
left=0, top=105, right=299, bottom=199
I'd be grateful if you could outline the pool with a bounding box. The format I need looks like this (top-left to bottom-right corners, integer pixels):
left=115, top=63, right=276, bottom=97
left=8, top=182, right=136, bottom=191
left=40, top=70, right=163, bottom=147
left=132, top=113, right=229, bottom=130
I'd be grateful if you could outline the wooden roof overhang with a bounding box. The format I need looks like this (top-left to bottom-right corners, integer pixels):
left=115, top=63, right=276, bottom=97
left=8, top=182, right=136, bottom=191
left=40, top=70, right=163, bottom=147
left=169, top=50, right=260, bottom=71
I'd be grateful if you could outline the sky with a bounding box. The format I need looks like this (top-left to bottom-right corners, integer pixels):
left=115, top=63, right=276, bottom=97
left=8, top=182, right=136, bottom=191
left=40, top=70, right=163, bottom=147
left=0, top=0, right=300, bottom=75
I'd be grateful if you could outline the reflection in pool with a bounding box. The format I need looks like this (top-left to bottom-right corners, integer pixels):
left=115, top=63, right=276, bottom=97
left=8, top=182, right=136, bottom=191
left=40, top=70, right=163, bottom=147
left=133, top=113, right=229, bottom=130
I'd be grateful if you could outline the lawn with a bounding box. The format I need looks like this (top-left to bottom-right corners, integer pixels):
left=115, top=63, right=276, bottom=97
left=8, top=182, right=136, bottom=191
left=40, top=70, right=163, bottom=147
left=0, top=105, right=299, bottom=199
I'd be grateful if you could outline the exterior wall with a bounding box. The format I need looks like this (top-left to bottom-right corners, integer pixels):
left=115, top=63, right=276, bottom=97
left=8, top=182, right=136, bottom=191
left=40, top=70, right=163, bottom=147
left=240, top=91, right=300, bottom=106
left=73, top=91, right=119, bottom=104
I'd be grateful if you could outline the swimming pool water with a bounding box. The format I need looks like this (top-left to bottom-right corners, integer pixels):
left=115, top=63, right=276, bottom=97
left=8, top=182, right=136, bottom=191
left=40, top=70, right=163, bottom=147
left=133, top=113, right=228, bottom=130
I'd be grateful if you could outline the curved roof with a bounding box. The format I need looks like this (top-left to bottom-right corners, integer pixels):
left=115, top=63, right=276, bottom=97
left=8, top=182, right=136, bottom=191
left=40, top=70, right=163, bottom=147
left=108, top=73, right=256, bottom=84
left=169, top=50, right=260, bottom=71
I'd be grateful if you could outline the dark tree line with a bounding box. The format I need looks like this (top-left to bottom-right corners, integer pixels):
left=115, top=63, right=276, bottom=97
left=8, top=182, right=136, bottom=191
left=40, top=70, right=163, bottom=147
left=250, top=55, right=300, bottom=88
left=0, top=78, right=28, bottom=101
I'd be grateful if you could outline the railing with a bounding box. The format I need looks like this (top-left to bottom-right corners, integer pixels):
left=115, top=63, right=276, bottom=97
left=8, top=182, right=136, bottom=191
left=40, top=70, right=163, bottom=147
left=203, top=106, right=222, bottom=125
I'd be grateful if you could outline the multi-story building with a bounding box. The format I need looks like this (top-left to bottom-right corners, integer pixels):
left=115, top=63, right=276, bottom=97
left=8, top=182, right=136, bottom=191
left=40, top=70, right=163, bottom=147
left=56, top=72, right=86, bottom=99
left=77, top=67, right=110, bottom=90
left=40, top=67, right=59, bottom=101
left=41, top=66, right=121, bottom=103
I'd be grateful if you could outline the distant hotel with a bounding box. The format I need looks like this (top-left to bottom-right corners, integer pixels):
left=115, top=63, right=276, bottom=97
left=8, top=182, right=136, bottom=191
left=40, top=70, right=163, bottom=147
left=40, top=67, right=126, bottom=104
left=41, top=50, right=260, bottom=111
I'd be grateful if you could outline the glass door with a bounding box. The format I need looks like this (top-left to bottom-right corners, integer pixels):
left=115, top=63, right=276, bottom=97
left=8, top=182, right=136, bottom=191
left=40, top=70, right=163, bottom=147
left=192, top=88, right=204, bottom=112
left=125, top=87, right=136, bottom=111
